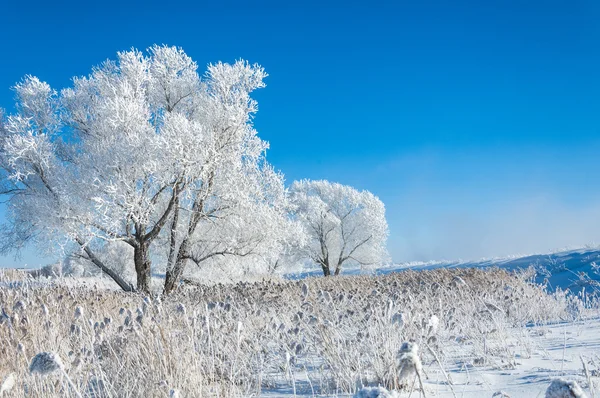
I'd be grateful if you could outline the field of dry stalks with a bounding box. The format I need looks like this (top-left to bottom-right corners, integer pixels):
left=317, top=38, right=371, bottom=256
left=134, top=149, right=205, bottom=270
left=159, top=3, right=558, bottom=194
left=0, top=268, right=588, bottom=397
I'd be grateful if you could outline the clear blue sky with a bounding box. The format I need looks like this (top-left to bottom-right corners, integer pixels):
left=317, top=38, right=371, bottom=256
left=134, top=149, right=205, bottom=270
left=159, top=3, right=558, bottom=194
left=1, top=0, right=600, bottom=267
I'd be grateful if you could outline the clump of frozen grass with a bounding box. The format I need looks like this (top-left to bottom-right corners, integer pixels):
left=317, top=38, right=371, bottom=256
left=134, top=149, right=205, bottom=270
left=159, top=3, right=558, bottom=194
left=397, top=342, right=424, bottom=390
left=30, top=351, right=82, bottom=398
left=426, top=314, right=439, bottom=334
left=545, top=378, right=587, bottom=398
left=13, top=300, right=26, bottom=313
left=391, top=312, right=405, bottom=327
left=354, top=386, right=400, bottom=398
left=0, top=373, right=15, bottom=395
left=29, top=352, right=64, bottom=375
left=0, top=267, right=582, bottom=397
left=451, top=275, right=467, bottom=287
left=73, top=306, right=84, bottom=319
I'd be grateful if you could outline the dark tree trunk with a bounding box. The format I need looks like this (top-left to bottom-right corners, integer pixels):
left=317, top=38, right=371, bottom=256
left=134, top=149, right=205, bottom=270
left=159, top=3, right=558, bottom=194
left=163, top=240, right=189, bottom=295
left=334, top=264, right=343, bottom=276
left=163, top=203, right=181, bottom=295
left=163, top=258, right=185, bottom=295
left=134, top=243, right=152, bottom=294
left=163, top=189, right=205, bottom=295
left=76, top=238, right=134, bottom=292
left=133, top=182, right=180, bottom=295
left=166, top=200, right=180, bottom=274
left=321, top=260, right=331, bottom=276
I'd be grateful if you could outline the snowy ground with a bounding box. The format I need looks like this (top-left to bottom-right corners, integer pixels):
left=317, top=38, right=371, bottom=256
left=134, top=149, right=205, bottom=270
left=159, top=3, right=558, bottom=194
left=419, top=318, right=599, bottom=397
left=263, top=318, right=600, bottom=397
left=3, top=254, right=600, bottom=398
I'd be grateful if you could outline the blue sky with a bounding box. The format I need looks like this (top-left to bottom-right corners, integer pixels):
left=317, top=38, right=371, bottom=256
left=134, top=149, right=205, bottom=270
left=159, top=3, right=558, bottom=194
left=1, top=0, right=600, bottom=266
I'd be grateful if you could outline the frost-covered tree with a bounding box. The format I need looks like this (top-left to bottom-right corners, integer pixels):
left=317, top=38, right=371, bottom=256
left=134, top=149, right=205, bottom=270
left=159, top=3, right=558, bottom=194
left=0, top=45, right=294, bottom=294
left=156, top=58, right=302, bottom=294
left=290, top=180, right=389, bottom=276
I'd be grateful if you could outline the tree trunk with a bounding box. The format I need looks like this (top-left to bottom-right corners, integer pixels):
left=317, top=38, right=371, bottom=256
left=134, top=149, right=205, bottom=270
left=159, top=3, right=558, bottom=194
left=134, top=243, right=152, bottom=294
left=163, top=193, right=204, bottom=295
left=166, top=200, right=180, bottom=274
left=321, top=260, right=331, bottom=276
left=334, top=263, right=343, bottom=276
left=76, top=238, right=134, bottom=292
left=163, top=257, right=186, bottom=295
left=163, top=235, right=194, bottom=295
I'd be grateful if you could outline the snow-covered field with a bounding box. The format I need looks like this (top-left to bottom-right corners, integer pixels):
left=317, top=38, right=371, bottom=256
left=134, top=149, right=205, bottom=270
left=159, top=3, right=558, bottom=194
left=264, top=318, right=600, bottom=397
left=401, top=318, right=600, bottom=397
left=1, top=265, right=599, bottom=397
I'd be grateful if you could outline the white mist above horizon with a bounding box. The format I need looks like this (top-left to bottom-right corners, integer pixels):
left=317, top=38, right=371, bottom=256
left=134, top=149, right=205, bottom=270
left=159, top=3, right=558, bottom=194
left=388, top=196, right=600, bottom=263
left=336, top=145, right=600, bottom=264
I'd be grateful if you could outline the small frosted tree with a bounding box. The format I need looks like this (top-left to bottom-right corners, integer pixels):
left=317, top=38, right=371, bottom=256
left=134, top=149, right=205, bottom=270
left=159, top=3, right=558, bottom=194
left=289, top=180, right=389, bottom=276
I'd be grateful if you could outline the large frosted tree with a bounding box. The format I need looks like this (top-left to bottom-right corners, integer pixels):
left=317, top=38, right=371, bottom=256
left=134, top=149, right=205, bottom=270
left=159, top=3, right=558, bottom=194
left=290, top=180, right=389, bottom=276
left=0, top=45, right=294, bottom=294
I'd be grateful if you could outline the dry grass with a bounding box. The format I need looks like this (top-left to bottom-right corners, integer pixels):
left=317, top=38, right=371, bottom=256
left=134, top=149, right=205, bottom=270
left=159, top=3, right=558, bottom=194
left=0, top=269, right=30, bottom=283
left=0, top=267, right=586, bottom=397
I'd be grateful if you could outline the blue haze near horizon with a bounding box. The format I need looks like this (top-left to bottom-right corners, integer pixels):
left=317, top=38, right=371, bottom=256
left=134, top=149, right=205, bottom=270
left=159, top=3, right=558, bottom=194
left=1, top=0, right=600, bottom=268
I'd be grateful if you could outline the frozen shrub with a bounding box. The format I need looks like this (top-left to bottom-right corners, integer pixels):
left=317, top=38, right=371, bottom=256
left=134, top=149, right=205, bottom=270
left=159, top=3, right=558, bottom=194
left=301, top=282, right=309, bottom=299
left=0, top=373, right=15, bottom=395
left=29, top=352, right=82, bottom=397
left=452, top=276, right=467, bottom=286
left=427, top=314, right=439, bottom=334
left=391, top=312, right=405, bottom=327
left=545, top=378, right=587, bottom=398
left=74, top=306, right=84, bottom=319
left=397, top=342, right=423, bottom=387
left=29, top=352, right=64, bottom=375
left=354, top=386, right=400, bottom=398
left=12, top=300, right=26, bottom=313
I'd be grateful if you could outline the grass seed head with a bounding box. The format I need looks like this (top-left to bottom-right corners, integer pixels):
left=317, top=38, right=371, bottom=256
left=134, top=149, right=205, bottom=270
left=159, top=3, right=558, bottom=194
left=12, top=301, right=26, bottom=313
